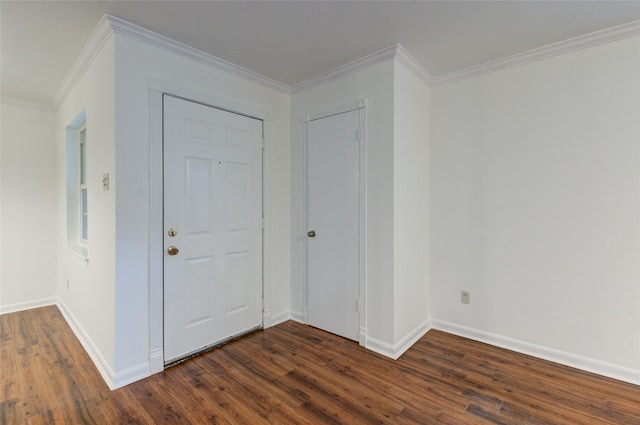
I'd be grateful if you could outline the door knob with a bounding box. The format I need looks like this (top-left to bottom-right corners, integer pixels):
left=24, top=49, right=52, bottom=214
left=167, top=246, right=179, bottom=256
left=307, top=230, right=316, bottom=238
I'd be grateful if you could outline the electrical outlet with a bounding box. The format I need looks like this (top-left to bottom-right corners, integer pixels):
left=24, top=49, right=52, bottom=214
left=461, top=290, right=470, bottom=304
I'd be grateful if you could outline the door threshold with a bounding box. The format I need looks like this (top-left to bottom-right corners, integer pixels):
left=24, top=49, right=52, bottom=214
left=164, top=325, right=263, bottom=368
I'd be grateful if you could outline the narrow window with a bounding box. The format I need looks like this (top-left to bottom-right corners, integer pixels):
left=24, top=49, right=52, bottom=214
left=66, top=110, right=88, bottom=258
left=79, top=127, right=88, bottom=244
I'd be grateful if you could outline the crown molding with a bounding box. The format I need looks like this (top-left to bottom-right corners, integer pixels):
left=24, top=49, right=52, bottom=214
left=49, top=15, right=640, bottom=105
left=52, top=15, right=114, bottom=109
left=291, top=44, right=433, bottom=93
left=106, top=15, right=289, bottom=94
left=1, top=96, right=53, bottom=111
left=431, top=19, right=640, bottom=86
left=394, top=44, right=434, bottom=86
left=291, top=44, right=400, bottom=93
left=52, top=14, right=289, bottom=109
left=291, top=43, right=434, bottom=94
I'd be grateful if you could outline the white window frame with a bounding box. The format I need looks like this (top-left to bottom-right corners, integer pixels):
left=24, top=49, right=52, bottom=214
left=66, top=110, right=88, bottom=259
left=79, top=126, right=88, bottom=246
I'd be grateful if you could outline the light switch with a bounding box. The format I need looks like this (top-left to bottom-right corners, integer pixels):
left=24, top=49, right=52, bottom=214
left=102, top=173, right=110, bottom=191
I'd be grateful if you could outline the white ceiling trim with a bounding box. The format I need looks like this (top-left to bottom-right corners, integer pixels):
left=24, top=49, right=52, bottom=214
left=431, top=19, right=640, bottom=86
left=52, top=14, right=290, bottom=109
left=50, top=15, right=640, bottom=108
left=394, top=45, right=434, bottom=86
left=290, top=43, right=433, bottom=94
left=290, top=44, right=401, bottom=93
left=106, top=15, right=289, bottom=94
left=52, top=15, right=114, bottom=109
left=1, top=96, right=54, bottom=111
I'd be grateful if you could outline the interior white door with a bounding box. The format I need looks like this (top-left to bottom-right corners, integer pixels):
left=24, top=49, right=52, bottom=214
left=163, top=95, right=263, bottom=364
left=307, top=109, right=361, bottom=341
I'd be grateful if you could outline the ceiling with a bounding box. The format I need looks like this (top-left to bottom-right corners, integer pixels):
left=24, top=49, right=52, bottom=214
left=2, top=1, right=640, bottom=105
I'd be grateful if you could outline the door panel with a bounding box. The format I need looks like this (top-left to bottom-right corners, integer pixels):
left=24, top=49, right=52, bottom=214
left=163, top=95, right=263, bottom=364
left=186, top=158, right=214, bottom=233
left=307, top=109, right=361, bottom=341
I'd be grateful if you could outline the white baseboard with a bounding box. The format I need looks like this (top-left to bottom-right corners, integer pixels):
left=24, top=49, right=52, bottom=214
left=56, top=299, right=117, bottom=389
left=290, top=310, right=306, bottom=323
left=365, top=336, right=397, bottom=358
left=111, top=362, right=151, bottom=389
left=17, top=298, right=637, bottom=389
left=268, top=311, right=291, bottom=327
left=366, top=319, right=432, bottom=360
left=0, top=297, right=57, bottom=315
left=394, top=320, right=432, bottom=358
left=431, top=319, right=640, bottom=387
left=57, top=299, right=152, bottom=390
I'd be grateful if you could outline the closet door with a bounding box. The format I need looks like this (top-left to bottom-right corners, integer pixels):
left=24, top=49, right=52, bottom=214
left=306, top=108, right=361, bottom=341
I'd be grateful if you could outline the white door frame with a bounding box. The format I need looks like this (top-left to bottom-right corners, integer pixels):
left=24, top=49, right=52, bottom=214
left=149, top=79, right=272, bottom=374
left=302, top=99, right=367, bottom=346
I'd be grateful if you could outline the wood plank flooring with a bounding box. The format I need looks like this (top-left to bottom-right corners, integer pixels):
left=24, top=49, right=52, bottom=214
left=2, top=306, right=639, bottom=424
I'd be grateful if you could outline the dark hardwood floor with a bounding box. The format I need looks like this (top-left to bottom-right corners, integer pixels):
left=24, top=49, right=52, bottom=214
left=1, top=306, right=639, bottom=424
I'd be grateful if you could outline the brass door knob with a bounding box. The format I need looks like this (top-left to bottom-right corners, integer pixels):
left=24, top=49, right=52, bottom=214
left=167, top=246, right=179, bottom=256
left=307, top=230, right=316, bottom=238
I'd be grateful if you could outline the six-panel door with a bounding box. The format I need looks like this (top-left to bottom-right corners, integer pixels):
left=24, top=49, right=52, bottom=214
left=163, top=95, right=263, bottom=364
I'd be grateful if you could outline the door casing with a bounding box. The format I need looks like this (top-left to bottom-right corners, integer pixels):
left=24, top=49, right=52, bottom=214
left=148, top=80, right=273, bottom=374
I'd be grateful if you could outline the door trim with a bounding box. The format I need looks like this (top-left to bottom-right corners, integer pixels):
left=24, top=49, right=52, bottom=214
left=149, top=79, right=271, bottom=374
left=302, top=99, right=367, bottom=345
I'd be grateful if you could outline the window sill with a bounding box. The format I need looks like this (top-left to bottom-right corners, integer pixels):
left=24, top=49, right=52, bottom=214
left=67, top=244, right=89, bottom=262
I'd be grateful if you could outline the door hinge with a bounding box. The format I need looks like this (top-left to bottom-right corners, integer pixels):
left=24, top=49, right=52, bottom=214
left=355, top=129, right=361, bottom=142
left=261, top=218, right=265, bottom=229
left=260, top=137, right=265, bottom=149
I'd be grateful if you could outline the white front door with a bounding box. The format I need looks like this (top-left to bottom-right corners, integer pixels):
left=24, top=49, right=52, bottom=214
left=163, top=95, right=263, bottom=364
left=306, top=108, right=362, bottom=341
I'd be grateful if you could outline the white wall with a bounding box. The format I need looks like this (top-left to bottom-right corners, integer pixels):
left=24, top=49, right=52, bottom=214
left=0, top=101, right=58, bottom=312
left=431, top=36, right=640, bottom=377
left=112, top=32, right=291, bottom=386
left=6, top=13, right=638, bottom=390
left=56, top=35, right=117, bottom=380
left=291, top=59, right=396, bottom=346
left=393, top=61, right=431, bottom=345
left=291, top=54, right=432, bottom=355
